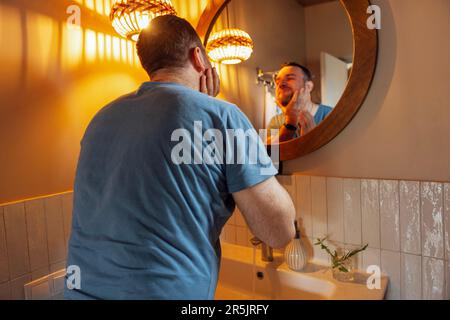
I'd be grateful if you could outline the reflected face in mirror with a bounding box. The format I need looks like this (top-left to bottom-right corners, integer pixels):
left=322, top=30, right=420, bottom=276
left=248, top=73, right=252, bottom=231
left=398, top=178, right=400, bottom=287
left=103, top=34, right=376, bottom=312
left=275, top=65, right=312, bottom=108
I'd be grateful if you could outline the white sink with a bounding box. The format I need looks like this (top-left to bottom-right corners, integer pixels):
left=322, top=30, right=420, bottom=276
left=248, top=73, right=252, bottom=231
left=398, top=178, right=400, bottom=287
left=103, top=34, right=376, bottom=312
left=216, top=243, right=388, bottom=300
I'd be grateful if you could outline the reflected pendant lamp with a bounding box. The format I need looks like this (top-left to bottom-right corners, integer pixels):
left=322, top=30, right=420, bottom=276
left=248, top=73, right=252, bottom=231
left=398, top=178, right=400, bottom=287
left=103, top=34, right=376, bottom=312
left=206, top=28, right=254, bottom=65
left=110, top=0, right=177, bottom=41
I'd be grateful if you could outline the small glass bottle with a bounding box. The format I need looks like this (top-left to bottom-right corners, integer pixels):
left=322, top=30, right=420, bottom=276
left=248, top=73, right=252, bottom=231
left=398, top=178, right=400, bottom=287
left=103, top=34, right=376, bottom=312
left=284, top=221, right=308, bottom=271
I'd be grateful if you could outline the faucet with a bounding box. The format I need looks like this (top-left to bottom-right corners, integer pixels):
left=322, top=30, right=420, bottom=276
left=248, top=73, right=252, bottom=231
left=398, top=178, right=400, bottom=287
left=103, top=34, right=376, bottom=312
left=250, top=237, right=274, bottom=262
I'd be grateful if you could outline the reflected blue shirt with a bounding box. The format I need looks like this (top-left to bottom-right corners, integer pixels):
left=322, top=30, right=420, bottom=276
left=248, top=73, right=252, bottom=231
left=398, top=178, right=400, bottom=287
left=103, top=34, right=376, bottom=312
left=65, top=82, right=277, bottom=300
left=267, top=104, right=333, bottom=138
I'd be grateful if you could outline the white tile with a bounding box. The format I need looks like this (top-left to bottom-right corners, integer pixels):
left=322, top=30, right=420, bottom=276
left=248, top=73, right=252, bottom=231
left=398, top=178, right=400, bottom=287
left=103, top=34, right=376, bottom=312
left=236, top=226, right=248, bottom=247
left=446, top=261, right=450, bottom=300
left=400, top=253, right=422, bottom=300
left=50, top=261, right=67, bottom=273
left=30, top=281, right=52, bottom=300
left=381, top=250, right=401, bottom=300
left=61, top=193, right=73, bottom=248
left=0, top=206, right=9, bottom=283
left=422, top=257, right=445, bottom=300
left=400, top=181, right=421, bottom=255
left=380, top=180, right=400, bottom=251
left=343, top=179, right=362, bottom=245
left=311, top=177, right=327, bottom=240
left=31, top=266, right=50, bottom=281
left=296, top=176, right=312, bottom=237
left=326, top=178, right=344, bottom=243
left=235, top=209, right=247, bottom=227
left=10, top=274, right=31, bottom=300
left=246, top=228, right=255, bottom=248
left=24, top=199, right=49, bottom=272
left=311, top=239, right=331, bottom=265
left=44, top=196, right=67, bottom=264
left=0, top=281, right=11, bottom=300
left=224, top=225, right=236, bottom=244
left=421, top=182, right=444, bottom=259
left=362, top=247, right=381, bottom=272
left=361, top=179, right=380, bottom=249
left=444, top=184, right=450, bottom=260
left=3, top=203, right=30, bottom=279
left=277, top=175, right=296, bottom=204
left=228, top=209, right=237, bottom=226
left=345, top=244, right=364, bottom=271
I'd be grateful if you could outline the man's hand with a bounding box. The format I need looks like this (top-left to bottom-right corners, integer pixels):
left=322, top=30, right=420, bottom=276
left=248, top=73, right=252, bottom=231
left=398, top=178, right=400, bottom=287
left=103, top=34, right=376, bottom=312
left=200, top=67, right=220, bottom=97
left=299, top=109, right=316, bottom=136
left=284, top=89, right=303, bottom=125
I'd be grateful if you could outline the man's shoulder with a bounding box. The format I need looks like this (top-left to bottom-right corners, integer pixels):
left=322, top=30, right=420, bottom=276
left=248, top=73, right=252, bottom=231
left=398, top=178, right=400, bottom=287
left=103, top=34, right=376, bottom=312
left=319, top=104, right=333, bottom=113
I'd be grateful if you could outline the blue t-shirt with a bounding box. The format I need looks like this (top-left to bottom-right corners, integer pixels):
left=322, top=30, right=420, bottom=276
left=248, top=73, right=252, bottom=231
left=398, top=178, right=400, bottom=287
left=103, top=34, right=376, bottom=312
left=64, top=82, right=277, bottom=300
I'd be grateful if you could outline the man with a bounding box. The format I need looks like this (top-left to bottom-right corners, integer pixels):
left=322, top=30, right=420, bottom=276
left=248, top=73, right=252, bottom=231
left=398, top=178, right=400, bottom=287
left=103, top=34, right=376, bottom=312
left=266, top=63, right=333, bottom=144
left=64, top=15, right=295, bottom=300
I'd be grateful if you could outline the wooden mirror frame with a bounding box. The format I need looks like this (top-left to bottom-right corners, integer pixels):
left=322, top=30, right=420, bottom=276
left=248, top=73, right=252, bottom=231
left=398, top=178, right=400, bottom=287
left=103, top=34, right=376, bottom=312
left=197, top=0, right=378, bottom=161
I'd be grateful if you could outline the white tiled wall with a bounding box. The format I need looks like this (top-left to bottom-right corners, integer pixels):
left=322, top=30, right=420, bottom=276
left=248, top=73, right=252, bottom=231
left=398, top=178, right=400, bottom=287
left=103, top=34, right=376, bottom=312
left=0, top=192, right=73, bottom=300
left=221, top=175, right=450, bottom=300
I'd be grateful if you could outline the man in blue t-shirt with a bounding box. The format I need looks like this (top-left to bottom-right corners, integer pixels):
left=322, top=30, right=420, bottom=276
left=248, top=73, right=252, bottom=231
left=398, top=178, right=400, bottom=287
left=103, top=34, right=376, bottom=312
left=266, top=63, right=333, bottom=144
left=64, top=15, right=295, bottom=300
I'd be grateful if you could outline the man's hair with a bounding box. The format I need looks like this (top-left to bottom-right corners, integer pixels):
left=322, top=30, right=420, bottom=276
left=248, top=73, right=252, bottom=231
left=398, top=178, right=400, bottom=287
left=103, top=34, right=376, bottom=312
left=136, top=15, right=204, bottom=77
left=281, top=62, right=313, bottom=82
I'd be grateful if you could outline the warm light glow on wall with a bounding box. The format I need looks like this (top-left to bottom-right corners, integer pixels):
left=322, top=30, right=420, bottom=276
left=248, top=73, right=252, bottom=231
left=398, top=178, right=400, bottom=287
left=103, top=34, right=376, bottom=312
left=85, top=29, right=97, bottom=62
left=121, top=39, right=127, bottom=63
left=97, top=32, right=105, bottom=60
left=95, top=0, right=105, bottom=15
left=62, top=24, right=83, bottom=71
left=105, top=34, right=112, bottom=60
left=104, top=0, right=112, bottom=16
left=127, top=41, right=134, bottom=65
left=112, top=36, right=121, bottom=61
left=170, top=0, right=208, bottom=27
left=85, top=0, right=95, bottom=11
left=0, top=4, right=22, bottom=94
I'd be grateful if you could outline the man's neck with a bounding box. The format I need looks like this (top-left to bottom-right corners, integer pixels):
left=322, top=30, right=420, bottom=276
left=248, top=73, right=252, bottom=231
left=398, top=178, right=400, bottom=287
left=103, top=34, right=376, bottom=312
left=150, top=68, right=199, bottom=91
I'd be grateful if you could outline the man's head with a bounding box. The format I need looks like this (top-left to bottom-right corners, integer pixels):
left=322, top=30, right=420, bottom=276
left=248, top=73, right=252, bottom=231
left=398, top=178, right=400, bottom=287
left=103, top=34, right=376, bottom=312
left=275, top=62, right=314, bottom=107
left=136, top=15, right=212, bottom=82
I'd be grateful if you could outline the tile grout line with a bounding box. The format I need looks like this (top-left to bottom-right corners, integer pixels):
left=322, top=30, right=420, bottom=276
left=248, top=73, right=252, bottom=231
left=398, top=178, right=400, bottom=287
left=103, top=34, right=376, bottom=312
left=397, top=180, right=402, bottom=300
left=43, top=198, right=52, bottom=268
left=0, top=206, right=11, bottom=292
left=420, top=182, right=424, bottom=300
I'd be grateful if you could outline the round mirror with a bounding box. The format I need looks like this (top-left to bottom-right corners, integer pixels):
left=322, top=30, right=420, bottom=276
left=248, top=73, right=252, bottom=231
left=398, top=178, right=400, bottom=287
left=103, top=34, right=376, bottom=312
left=197, top=0, right=377, bottom=161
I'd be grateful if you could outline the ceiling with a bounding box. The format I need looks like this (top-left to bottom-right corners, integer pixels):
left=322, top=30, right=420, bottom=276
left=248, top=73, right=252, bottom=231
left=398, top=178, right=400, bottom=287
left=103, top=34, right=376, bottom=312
left=296, top=0, right=336, bottom=7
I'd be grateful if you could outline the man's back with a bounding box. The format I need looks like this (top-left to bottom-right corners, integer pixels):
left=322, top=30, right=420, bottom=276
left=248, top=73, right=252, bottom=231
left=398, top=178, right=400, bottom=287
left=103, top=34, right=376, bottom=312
left=65, top=82, right=276, bottom=300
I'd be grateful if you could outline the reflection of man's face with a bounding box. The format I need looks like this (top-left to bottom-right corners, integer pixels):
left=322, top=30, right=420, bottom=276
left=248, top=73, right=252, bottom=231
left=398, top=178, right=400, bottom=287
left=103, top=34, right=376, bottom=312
left=275, top=66, right=306, bottom=107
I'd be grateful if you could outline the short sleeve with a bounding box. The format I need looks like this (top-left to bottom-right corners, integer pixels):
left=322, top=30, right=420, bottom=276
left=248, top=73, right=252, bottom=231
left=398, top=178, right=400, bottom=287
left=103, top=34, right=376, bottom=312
left=224, top=106, right=278, bottom=194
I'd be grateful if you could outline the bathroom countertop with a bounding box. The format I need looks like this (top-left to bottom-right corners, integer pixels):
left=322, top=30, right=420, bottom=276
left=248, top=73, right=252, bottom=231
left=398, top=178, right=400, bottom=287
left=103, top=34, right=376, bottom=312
left=221, top=243, right=389, bottom=300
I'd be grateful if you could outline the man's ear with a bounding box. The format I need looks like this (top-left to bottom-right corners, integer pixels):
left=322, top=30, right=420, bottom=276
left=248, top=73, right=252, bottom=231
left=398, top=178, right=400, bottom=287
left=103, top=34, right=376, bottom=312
left=192, top=47, right=208, bottom=73
left=305, top=81, right=314, bottom=93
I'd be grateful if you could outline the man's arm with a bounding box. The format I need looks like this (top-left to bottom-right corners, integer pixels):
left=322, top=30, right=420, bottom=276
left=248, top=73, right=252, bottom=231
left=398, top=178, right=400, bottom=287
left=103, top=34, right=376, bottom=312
left=266, top=124, right=298, bottom=145
left=232, top=177, right=296, bottom=249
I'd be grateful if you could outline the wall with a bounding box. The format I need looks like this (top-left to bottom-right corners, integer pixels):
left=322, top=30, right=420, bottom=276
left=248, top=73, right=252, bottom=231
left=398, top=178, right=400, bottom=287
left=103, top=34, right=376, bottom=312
left=223, top=175, right=450, bottom=300
left=211, top=0, right=306, bottom=130
left=0, top=0, right=211, bottom=205
left=0, top=0, right=150, bottom=204
left=303, top=0, right=353, bottom=103
left=0, top=192, right=73, bottom=299
left=284, top=0, right=450, bottom=183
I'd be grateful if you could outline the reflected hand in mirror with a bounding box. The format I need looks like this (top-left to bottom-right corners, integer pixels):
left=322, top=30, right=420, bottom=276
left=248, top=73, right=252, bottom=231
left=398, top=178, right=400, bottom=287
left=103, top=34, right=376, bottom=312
left=266, top=63, right=331, bottom=144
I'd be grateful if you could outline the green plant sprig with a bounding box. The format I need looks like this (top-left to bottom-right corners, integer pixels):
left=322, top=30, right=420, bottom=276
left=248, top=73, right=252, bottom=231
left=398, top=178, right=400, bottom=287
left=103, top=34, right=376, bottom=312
left=314, top=237, right=368, bottom=273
